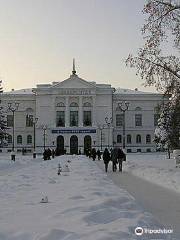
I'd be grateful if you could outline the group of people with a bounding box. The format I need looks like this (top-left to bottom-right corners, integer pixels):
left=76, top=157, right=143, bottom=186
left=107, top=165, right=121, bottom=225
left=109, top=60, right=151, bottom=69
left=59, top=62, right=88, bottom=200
left=103, top=148, right=126, bottom=172
left=85, top=148, right=102, bottom=161
left=43, top=148, right=55, bottom=160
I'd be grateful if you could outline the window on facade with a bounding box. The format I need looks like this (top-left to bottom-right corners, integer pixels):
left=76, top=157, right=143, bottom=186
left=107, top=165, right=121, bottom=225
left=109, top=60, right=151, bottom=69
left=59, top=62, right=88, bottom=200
left=26, top=115, right=33, bottom=127
left=83, top=111, right=92, bottom=126
left=135, top=114, right=142, bottom=126
left=56, top=111, right=65, bottom=127
left=70, top=111, right=78, bottom=127
left=136, top=134, right=141, bottom=143
left=7, top=135, right=12, bottom=144
left=127, top=134, right=132, bottom=144
left=17, top=135, right=22, bottom=144
left=27, top=135, right=32, bottom=144
left=135, top=107, right=142, bottom=111
left=154, top=114, right=160, bottom=126
left=146, top=134, right=151, bottom=143
left=117, top=135, right=122, bottom=143
left=7, top=115, right=13, bottom=127
left=116, top=114, right=124, bottom=127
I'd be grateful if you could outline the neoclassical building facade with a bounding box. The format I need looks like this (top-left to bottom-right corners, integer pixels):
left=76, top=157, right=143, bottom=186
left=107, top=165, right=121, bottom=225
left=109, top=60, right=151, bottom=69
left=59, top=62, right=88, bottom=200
left=0, top=68, right=163, bottom=154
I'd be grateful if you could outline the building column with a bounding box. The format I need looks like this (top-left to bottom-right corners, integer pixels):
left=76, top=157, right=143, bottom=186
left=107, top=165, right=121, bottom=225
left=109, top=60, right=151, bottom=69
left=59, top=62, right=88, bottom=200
left=79, top=96, right=83, bottom=127
left=65, top=97, right=69, bottom=127
left=92, top=96, right=96, bottom=127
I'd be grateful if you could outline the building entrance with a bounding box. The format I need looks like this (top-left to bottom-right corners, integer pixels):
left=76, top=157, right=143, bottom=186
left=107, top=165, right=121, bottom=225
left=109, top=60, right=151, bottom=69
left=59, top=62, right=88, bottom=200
left=70, top=135, right=78, bottom=154
left=56, top=135, right=64, bottom=155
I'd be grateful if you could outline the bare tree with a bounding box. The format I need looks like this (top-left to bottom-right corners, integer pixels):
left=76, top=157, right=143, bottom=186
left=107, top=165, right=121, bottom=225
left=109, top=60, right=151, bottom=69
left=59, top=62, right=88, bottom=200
left=126, top=0, right=180, bottom=94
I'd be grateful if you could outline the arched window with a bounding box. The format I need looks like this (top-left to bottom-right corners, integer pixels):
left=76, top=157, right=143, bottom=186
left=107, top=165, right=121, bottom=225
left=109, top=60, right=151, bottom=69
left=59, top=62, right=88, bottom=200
left=26, top=115, right=33, bottom=127
left=117, top=135, right=122, bottom=143
left=7, top=135, right=12, bottom=144
left=17, top=135, right=22, bottom=144
left=70, top=102, right=78, bottom=107
left=56, top=102, right=65, bottom=107
left=135, top=107, right=142, bottom=111
left=83, top=102, right=92, bottom=107
left=146, top=134, right=151, bottom=144
left=27, top=135, right=32, bottom=144
left=136, top=134, right=141, bottom=143
left=127, top=134, right=132, bottom=144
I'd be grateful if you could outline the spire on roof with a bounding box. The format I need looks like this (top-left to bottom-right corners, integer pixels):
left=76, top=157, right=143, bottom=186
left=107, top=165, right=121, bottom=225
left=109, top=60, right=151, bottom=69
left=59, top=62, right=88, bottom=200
left=72, top=58, right=76, bottom=75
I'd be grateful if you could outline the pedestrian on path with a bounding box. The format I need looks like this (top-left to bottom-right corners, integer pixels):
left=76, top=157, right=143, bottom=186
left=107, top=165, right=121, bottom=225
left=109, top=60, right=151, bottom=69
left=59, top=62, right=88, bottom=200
left=103, top=148, right=111, bottom=172
left=117, top=148, right=126, bottom=172
left=96, top=149, right=101, bottom=160
left=91, top=148, right=97, bottom=161
left=111, top=148, right=118, bottom=172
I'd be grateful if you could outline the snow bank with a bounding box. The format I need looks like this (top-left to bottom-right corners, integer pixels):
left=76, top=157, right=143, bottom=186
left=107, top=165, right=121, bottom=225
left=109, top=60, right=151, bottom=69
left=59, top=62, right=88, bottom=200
left=124, top=153, right=180, bottom=194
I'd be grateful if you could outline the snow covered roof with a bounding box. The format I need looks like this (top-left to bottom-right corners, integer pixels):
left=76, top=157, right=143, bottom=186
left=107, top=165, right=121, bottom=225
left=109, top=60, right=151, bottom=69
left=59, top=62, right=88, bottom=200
left=4, top=88, right=34, bottom=95
left=114, top=88, right=158, bottom=95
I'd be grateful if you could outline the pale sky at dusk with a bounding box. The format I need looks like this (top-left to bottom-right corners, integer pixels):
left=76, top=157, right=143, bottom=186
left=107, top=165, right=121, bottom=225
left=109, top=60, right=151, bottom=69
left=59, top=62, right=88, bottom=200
left=0, top=0, right=157, bottom=92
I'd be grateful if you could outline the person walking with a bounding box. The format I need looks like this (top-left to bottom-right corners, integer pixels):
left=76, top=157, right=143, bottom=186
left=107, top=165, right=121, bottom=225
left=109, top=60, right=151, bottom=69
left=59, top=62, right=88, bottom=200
left=103, top=148, right=111, bottom=172
left=111, top=148, right=118, bottom=172
left=117, top=148, right=126, bottom=172
left=96, top=149, right=101, bottom=160
left=91, top=148, right=96, bottom=161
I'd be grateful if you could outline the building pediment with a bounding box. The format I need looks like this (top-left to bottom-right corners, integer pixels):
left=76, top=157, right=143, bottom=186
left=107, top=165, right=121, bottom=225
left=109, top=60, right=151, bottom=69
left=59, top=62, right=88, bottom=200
left=51, top=74, right=96, bottom=89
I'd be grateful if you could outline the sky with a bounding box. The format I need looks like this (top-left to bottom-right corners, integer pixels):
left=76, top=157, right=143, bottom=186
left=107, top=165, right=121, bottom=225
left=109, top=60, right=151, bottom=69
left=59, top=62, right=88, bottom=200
left=0, top=0, right=157, bottom=92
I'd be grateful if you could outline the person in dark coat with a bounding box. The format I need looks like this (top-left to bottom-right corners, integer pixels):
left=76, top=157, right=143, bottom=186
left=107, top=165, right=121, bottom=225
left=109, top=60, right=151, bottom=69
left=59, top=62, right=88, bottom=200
left=111, top=148, right=118, bottom=172
left=103, top=148, right=111, bottom=172
left=91, top=148, right=96, bottom=161
left=51, top=149, right=55, bottom=158
left=96, top=149, right=101, bottom=160
left=47, top=148, right=52, bottom=160
left=117, top=148, right=126, bottom=172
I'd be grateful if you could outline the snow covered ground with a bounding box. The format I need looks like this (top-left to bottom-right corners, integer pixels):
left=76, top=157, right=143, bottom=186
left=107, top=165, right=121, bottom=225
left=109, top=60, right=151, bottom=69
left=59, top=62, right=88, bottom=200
left=0, top=154, right=174, bottom=240
left=124, top=153, right=180, bottom=194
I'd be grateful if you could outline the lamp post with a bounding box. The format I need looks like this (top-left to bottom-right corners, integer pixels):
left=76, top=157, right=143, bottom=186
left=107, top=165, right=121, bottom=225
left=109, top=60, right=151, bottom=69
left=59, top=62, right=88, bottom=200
left=118, top=101, right=129, bottom=149
left=99, top=125, right=106, bottom=151
left=32, top=117, right=38, bottom=158
left=105, top=117, right=113, bottom=149
left=42, top=125, right=47, bottom=151
left=7, top=102, right=19, bottom=160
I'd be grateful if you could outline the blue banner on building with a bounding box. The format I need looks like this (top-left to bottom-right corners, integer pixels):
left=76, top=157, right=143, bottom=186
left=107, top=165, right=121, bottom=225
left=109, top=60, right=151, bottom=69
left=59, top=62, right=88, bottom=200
left=52, top=129, right=96, bottom=134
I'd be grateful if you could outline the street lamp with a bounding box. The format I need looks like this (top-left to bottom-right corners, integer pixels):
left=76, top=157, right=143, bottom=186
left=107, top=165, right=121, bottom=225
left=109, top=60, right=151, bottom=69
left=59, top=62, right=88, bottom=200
left=42, top=125, right=47, bottom=151
left=118, top=101, right=129, bottom=149
left=7, top=102, right=19, bottom=160
left=98, top=124, right=106, bottom=151
left=105, top=117, right=113, bottom=149
left=32, top=117, right=38, bottom=158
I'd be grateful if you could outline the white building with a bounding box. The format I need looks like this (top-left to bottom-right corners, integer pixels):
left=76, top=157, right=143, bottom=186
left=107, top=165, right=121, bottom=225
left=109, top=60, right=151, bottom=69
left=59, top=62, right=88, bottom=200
left=0, top=65, right=163, bottom=154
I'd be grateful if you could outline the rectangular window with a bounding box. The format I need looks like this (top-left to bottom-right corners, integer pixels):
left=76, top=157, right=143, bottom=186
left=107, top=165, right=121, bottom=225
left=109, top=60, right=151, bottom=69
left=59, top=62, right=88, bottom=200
left=70, top=111, right=78, bottom=127
left=154, top=114, right=160, bottom=126
left=116, top=114, right=124, bottom=127
left=135, top=114, right=142, bottom=126
left=26, top=115, right=33, bottom=127
left=7, top=115, right=13, bottom=127
left=83, top=111, right=92, bottom=126
left=56, top=111, right=65, bottom=127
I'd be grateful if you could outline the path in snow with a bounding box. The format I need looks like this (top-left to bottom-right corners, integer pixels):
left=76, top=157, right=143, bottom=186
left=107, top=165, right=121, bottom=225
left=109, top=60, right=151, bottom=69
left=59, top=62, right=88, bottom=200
left=96, top=160, right=180, bottom=239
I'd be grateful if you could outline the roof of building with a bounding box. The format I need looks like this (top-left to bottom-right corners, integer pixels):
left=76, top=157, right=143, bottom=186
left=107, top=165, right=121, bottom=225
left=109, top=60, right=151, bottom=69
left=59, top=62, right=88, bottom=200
left=4, top=88, right=34, bottom=95
left=114, top=88, right=158, bottom=95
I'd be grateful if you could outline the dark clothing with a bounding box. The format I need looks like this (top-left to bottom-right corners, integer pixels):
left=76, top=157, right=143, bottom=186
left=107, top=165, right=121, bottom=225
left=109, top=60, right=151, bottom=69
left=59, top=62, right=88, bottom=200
left=91, top=148, right=96, bottom=161
left=52, top=149, right=55, bottom=158
left=117, top=148, right=126, bottom=172
left=103, top=148, right=111, bottom=172
left=111, top=148, right=118, bottom=172
left=96, top=150, right=101, bottom=160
